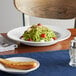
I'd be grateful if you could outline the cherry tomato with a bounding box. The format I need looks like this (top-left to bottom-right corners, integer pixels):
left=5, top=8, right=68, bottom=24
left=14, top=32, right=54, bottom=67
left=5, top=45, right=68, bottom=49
left=40, top=34, right=46, bottom=38
left=27, top=38, right=32, bottom=41
left=52, top=37, right=57, bottom=40
left=20, top=36, right=23, bottom=39
left=37, top=23, right=42, bottom=26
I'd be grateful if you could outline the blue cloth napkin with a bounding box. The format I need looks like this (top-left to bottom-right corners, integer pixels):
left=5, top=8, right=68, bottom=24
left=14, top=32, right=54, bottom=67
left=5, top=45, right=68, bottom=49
left=0, top=50, right=76, bottom=76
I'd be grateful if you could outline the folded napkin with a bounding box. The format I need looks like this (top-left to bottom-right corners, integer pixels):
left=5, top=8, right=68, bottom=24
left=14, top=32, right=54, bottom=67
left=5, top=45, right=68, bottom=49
left=0, top=35, right=18, bottom=52
left=0, top=50, right=76, bottom=76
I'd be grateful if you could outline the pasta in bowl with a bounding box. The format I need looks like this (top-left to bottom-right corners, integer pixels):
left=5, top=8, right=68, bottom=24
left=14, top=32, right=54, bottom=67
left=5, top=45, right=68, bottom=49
left=7, top=24, right=71, bottom=46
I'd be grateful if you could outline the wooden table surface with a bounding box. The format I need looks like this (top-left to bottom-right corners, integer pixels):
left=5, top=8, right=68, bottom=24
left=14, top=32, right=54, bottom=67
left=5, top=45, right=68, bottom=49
left=0, top=29, right=76, bottom=55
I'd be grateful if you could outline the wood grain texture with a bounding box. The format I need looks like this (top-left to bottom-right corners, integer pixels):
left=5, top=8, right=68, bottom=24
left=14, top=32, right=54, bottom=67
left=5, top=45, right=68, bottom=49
left=0, top=29, right=76, bottom=55
left=14, top=0, right=76, bottom=19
